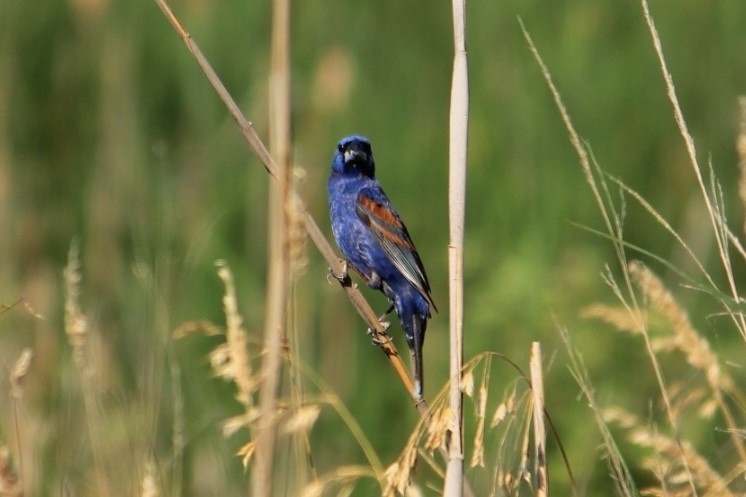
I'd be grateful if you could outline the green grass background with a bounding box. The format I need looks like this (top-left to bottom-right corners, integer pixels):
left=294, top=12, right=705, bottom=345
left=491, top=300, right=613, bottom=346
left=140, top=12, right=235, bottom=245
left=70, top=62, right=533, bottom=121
left=1, top=0, right=745, bottom=494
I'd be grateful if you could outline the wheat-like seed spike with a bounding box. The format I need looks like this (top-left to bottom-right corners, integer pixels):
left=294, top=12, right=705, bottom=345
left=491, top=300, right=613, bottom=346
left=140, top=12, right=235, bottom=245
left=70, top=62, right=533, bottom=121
left=216, top=260, right=256, bottom=408
left=10, top=348, right=33, bottom=400
left=63, top=242, right=88, bottom=368
left=605, top=407, right=735, bottom=497
left=628, top=262, right=733, bottom=394
left=581, top=303, right=643, bottom=335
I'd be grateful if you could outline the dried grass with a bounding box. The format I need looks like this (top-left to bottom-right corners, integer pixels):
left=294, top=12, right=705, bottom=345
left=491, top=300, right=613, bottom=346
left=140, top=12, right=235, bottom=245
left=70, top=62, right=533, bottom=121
left=9, top=349, right=32, bottom=401
left=605, top=408, right=739, bottom=497
left=63, top=242, right=88, bottom=369
left=300, top=466, right=376, bottom=497
left=383, top=442, right=419, bottom=497
left=215, top=261, right=256, bottom=408
left=587, top=261, right=746, bottom=469
left=628, top=262, right=733, bottom=395
left=0, top=442, right=22, bottom=497
left=139, top=459, right=159, bottom=497
left=62, top=242, right=113, bottom=496
left=524, top=2, right=746, bottom=494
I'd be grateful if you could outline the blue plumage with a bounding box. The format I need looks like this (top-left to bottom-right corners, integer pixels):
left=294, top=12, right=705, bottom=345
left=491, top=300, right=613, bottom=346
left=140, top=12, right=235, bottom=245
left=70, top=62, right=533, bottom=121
left=328, top=135, right=436, bottom=400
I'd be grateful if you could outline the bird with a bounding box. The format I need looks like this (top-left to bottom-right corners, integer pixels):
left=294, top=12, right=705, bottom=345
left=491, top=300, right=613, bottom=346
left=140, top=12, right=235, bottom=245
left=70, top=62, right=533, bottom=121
left=327, top=135, right=436, bottom=400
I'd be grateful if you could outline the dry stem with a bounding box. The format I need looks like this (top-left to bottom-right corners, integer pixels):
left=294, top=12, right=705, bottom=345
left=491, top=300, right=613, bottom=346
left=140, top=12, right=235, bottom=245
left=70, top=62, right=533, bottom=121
left=252, top=0, right=292, bottom=493
left=530, top=343, right=547, bottom=497
left=445, top=0, right=468, bottom=494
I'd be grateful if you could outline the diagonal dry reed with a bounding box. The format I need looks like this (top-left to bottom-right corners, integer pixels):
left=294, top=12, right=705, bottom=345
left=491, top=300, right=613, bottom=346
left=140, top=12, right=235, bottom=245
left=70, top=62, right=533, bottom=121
left=153, top=0, right=423, bottom=409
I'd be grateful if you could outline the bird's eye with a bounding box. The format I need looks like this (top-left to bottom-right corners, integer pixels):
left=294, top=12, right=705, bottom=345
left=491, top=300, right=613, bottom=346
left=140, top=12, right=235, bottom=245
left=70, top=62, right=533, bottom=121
left=337, top=143, right=345, bottom=153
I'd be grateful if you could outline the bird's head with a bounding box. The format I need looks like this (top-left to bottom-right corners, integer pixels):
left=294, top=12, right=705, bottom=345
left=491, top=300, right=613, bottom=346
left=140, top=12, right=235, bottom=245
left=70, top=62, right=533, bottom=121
left=332, top=135, right=375, bottom=178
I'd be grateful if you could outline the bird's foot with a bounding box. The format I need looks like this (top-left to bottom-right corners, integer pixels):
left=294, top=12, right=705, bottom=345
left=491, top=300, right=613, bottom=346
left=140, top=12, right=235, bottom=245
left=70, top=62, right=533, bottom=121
left=327, top=260, right=352, bottom=286
left=366, top=321, right=391, bottom=345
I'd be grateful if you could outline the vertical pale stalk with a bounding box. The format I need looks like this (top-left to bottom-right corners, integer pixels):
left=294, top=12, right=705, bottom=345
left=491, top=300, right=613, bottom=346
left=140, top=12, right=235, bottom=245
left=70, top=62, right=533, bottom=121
left=251, top=0, right=291, bottom=494
left=444, top=0, right=468, bottom=495
left=530, top=342, right=548, bottom=497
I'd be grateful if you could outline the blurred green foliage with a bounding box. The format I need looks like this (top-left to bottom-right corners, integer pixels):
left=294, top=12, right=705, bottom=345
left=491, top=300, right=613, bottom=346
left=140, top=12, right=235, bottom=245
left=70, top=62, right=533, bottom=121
left=1, top=0, right=745, bottom=494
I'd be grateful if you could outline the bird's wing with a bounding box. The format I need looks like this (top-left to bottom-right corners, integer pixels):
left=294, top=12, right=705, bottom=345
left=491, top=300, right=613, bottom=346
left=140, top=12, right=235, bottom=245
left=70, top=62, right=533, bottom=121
left=356, top=187, right=436, bottom=311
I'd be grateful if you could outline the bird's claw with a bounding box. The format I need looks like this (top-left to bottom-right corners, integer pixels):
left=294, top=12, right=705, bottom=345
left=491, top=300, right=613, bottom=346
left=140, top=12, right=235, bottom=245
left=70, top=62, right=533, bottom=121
left=327, top=260, right=351, bottom=285
left=366, top=321, right=391, bottom=345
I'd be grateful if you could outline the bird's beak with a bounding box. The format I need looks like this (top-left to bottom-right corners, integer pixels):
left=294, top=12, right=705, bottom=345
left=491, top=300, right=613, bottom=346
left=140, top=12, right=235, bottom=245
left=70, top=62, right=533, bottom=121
left=344, top=148, right=367, bottom=164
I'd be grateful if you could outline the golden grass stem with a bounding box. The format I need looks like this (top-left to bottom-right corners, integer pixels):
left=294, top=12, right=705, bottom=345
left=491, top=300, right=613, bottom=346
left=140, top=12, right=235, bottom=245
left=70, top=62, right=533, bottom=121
left=252, top=0, right=292, bottom=493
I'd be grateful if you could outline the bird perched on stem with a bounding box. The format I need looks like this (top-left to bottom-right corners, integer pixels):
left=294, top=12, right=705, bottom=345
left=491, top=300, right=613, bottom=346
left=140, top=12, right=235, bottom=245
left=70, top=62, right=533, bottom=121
left=327, top=135, right=436, bottom=400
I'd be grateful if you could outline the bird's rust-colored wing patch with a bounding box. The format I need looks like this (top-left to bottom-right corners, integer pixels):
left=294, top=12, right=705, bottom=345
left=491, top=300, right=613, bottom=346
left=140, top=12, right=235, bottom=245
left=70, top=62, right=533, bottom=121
left=357, top=194, right=414, bottom=249
left=356, top=187, right=436, bottom=312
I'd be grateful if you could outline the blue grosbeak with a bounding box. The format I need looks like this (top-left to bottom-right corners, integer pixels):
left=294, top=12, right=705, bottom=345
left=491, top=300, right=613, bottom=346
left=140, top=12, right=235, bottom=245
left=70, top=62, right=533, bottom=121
left=328, top=135, right=436, bottom=400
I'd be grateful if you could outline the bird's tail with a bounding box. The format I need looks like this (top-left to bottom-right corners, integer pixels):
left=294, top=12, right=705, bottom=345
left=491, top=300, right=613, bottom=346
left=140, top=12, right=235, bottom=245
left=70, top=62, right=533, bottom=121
left=406, top=313, right=427, bottom=401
